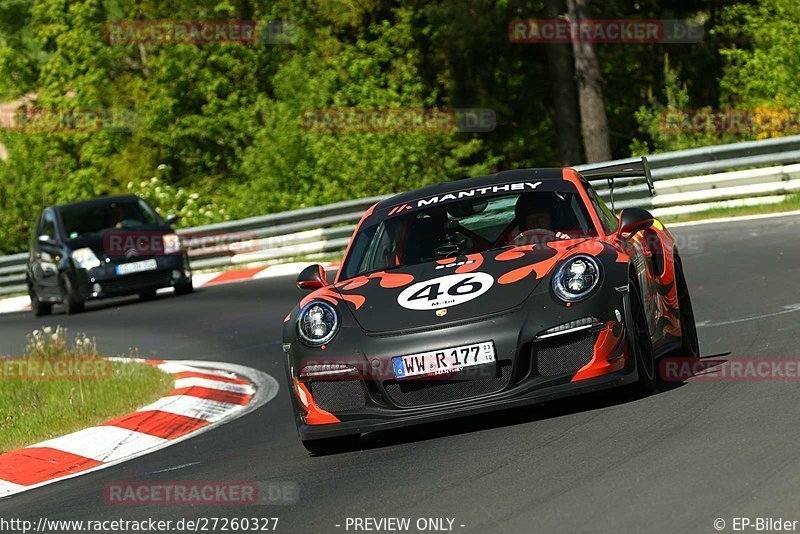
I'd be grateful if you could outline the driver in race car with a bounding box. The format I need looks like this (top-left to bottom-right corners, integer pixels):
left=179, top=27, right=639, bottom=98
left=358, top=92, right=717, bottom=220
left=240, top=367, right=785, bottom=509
left=508, top=193, right=571, bottom=245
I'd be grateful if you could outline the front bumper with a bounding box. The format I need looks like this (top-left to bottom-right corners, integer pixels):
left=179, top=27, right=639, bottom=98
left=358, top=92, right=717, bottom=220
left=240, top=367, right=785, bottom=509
left=74, top=254, right=191, bottom=299
left=296, top=364, right=636, bottom=440
left=288, top=288, right=633, bottom=441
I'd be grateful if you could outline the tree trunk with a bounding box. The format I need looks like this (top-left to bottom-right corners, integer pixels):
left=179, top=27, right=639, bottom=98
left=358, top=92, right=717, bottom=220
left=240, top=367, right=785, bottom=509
left=544, top=0, right=583, bottom=166
left=566, top=0, right=612, bottom=163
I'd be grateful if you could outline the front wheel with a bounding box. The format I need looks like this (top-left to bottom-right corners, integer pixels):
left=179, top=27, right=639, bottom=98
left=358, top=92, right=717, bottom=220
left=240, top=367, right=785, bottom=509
left=29, top=286, right=52, bottom=317
left=139, top=290, right=157, bottom=301
left=674, top=261, right=700, bottom=359
left=174, top=279, right=193, bottom=296
left=60, top=274, right=85, bottom=315
left=629, top=281, right=658, bottom=394
left=301, top=435, right=360, bottom=456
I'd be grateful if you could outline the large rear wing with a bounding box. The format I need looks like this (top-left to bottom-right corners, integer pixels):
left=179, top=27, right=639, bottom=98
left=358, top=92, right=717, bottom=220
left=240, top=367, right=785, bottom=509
left=577, top=156, right=655, bottom=213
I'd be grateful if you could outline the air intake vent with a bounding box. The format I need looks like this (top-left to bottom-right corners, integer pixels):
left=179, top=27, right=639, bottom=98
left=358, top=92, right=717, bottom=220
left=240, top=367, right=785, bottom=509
left=535, top=331, right=595, bottom=377
left=309, top=380, right=367, bottom=412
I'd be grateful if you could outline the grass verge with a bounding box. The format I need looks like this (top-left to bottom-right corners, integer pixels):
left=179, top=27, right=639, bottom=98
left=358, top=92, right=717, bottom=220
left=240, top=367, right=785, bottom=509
left=0, top=327, right=174, bottom=454
left=660, top=193, right=800, bottom=224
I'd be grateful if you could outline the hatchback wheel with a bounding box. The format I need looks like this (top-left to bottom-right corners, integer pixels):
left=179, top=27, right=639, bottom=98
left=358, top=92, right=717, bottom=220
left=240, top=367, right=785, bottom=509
left=29, top=286, right=52, bottom=317
left=60, top=274, right=85, bottom=315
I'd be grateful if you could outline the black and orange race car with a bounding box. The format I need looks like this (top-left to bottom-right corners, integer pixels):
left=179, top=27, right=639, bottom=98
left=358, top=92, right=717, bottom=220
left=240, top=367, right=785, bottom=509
left=282, top=158, right=699, bottom=454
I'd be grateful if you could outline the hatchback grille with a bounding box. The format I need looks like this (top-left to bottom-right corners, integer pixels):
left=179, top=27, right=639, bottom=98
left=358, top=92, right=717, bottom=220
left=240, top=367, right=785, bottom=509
left=102, top=271, right=172, bottom=293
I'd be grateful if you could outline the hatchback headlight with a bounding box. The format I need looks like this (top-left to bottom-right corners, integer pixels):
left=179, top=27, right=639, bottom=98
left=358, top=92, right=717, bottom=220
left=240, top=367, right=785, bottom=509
left=297, top=301, right=340, bottom=346
left=552, top=255, right=601, bottom=302
left=72, top=248, right=101, bottom=270
left=162, top=233, right=181, bottom=254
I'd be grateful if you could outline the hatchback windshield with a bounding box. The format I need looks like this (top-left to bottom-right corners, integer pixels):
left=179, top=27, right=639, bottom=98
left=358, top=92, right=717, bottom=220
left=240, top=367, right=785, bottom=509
left=57, top=198, right=162, bottom=239
left=342, top=190, right=596, bottom=279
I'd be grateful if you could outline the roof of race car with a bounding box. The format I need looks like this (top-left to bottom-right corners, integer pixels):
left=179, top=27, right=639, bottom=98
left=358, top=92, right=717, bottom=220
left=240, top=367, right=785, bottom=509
left=372, top=167, right=577, bottom=218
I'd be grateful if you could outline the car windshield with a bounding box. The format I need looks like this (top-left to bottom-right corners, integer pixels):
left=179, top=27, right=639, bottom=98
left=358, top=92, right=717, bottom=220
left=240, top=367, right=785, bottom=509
left=342, top=190, right=596, bottom=279
left=58, top=198, right=162, bottom=239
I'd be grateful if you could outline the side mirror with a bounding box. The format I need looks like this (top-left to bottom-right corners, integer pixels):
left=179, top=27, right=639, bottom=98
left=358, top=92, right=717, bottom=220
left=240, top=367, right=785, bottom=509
left=38, top=234, right=52, bottom=243
left=166, top=214, right=180, bottom=226
left=616, top=208, right=654, bottom=239
left=296, top=264, right=326, bottom=291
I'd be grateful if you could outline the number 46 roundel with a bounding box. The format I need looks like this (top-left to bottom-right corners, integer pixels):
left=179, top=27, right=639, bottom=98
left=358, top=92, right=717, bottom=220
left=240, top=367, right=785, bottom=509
left=397, top=272, right=494, bottom=310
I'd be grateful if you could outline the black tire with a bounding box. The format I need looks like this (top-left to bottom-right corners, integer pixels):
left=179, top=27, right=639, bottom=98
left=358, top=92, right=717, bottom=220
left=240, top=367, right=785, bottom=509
left=674, top=260, right=700, bottom=359
left=60, top=274, right=85, bottom=315
left=139, top=289, right=158, bottom=301
left=29, top=287, right=52, bottom=317
left=301, top=435, right=360, bottom=456
left=174, top=280, right=194, bottom=296
left=629, top=280, right=659, bottom=394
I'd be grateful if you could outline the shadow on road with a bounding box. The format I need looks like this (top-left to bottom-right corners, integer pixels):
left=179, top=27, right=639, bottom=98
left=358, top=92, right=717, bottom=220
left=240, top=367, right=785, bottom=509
left=352, top=351, right=733, bottom=453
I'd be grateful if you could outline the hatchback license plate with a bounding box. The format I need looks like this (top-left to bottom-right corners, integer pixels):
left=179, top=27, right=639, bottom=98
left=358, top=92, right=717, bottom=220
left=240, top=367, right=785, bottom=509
left=116, top=259, right=157, bottom=276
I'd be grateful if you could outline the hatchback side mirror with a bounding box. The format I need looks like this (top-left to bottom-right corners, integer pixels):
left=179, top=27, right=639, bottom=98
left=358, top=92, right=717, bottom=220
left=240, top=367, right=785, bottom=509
left=38, top=234, right=53, bottom=244
left=616, top=208, right=654, bottom=239
left=296, top=264, right=326, bottom=291
left=166, top=214, right=180, bottom=225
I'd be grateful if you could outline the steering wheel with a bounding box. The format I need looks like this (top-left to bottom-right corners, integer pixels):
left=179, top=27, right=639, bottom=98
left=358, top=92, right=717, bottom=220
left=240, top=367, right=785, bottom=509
left=439, top=222, right=492, bottom=253
left=511, top=229, right=557, bottom=246
left=118, top=219, right=144, bottom=229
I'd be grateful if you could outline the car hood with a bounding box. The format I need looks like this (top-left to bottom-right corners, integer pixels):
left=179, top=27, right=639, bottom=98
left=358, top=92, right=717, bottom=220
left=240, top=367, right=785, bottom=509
left=333, top=238, right=609, bottom=333
left=66, top=225, right=173, bottom=260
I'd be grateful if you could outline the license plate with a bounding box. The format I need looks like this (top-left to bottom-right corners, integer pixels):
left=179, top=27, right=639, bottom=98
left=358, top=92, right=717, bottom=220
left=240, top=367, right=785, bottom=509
left=116, top=259, right=158, bottom=276
left=393, top=341, right=496, bottom=380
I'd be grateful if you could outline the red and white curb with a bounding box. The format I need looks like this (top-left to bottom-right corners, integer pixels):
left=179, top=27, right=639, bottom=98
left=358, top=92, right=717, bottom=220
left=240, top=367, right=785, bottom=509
left=0, top=261, right=339, bottom=315
left=0, top=359, right=278, bottom=499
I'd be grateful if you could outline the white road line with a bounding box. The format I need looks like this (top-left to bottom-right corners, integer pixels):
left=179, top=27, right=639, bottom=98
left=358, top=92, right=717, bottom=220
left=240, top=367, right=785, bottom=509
left=0, top=296, right=31, bottom=314
left=696, top=304, right=800, bottom=328
left=173, top=377, right=255, bottom=394
left=668, top=209, right=800, bottom=228
left=138, top=395, right=244, bottom=422
left=157, top=362, right=237, bottom=378
left=0, top=480, right=24, bottom=496
left=192, top=272, right=223, bottom=286
left=34, top=427, right=168, bottom=463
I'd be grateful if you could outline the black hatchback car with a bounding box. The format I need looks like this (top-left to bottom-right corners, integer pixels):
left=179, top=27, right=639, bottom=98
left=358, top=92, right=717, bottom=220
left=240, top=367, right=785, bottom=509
left=26, top=195, right=193, bottom=316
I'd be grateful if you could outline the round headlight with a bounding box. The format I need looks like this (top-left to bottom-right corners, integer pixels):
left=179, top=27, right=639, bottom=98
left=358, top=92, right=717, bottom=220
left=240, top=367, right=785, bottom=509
left=552, top=255, right=601, bottom=302
left=297, top=301, right=340, bottom=346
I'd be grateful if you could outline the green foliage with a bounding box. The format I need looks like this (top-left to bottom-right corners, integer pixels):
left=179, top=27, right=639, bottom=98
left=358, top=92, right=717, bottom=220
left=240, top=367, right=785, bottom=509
left=128, top=174, right=226, bottom=227
left=631, top=56, right=739, bottom=154
left=719, top=0, right=800, bottom=109
left=1, top=0, right=796, bottom=253
left=634, top=0, right=800, bottom=153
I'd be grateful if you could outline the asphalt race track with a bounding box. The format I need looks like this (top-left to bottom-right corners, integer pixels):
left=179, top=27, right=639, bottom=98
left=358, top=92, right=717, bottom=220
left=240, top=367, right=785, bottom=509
left=3, top=214, right=800, bottom=533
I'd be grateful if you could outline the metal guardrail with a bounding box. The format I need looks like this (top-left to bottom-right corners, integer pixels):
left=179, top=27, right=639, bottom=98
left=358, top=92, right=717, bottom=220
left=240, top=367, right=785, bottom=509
left=3, top=135, right=800, bottom=296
